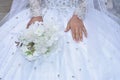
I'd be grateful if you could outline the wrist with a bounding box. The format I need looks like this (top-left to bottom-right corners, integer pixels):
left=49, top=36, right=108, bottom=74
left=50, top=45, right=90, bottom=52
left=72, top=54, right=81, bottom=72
left=32, top=16, right=42, bottom=18
left=72, top=15, right=82, bottom=21
left=72, top=15, right=78, bottom=18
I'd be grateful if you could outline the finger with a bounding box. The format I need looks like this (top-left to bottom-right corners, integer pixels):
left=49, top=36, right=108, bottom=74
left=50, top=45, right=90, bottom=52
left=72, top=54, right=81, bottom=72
left=38, top=18, right=43, bottom=22
left=65, top=24, right=70, bottom=32
left=26, top=22, right=31, bottom=29
left=71, top=28, right=76, bottom=41
left=79, top=27, right=83, bottom=42
left=26, top=19, right=32, bottom=29
left=82, top=25, right=88, bottom=38
left=81, top=30, right=83, bottom=41
left=75, top=27, right=80, bottom=42
left=40, top=18, right=43, bottom=22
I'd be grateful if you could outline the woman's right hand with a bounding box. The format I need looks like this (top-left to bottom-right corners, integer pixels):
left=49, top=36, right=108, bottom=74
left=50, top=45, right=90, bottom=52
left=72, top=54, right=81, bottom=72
left=26, top=16, right=43, bottom=28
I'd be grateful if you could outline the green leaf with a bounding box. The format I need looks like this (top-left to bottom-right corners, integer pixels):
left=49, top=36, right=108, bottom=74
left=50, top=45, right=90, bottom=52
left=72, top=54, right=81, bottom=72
left=25, top=51, right=33, bottom=55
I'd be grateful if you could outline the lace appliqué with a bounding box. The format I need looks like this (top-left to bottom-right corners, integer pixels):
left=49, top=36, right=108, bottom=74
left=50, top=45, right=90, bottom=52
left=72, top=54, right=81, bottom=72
left=29, top=0, right=87, bottom=19
left=29, top=0, right=42, bottom=17
left=74, top=0, right=86, bottom=20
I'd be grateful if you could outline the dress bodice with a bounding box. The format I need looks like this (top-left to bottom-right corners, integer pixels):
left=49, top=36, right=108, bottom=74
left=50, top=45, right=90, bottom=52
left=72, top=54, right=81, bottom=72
left=42, top=0, right=80, bottom=8
left=29, top=0, right=86, bottom=20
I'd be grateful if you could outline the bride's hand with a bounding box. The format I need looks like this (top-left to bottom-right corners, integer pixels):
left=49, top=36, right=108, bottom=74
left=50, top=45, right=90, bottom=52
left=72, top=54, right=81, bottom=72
left=65, top=15, right=87, bottom=42
left=27, top=16, right=43, bottom=28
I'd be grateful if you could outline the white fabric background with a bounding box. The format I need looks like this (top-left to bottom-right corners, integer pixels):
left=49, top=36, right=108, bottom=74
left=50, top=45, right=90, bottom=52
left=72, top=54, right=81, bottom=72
left=0, top=0, right=120, bottom=80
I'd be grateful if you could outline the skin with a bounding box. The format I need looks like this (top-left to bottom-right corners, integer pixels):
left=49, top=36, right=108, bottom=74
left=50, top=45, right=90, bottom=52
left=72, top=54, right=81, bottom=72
left=27, top=15, right=87, bottom=42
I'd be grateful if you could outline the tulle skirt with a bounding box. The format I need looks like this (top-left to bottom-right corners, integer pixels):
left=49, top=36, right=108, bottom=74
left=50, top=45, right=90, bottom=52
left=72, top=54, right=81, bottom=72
left=0, top=8, right=120, bottom=80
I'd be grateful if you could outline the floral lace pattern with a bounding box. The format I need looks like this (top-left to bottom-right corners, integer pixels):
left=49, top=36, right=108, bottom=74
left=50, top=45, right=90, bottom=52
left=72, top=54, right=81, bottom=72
left=29, top=0, right=42, bottom=17
left=74, top=0, right=86, bottom=20
left=29, top=0, right=86, bottom=20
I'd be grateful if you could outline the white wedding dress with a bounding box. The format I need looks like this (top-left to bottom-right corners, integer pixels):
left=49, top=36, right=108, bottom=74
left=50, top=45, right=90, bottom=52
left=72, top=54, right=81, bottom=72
left=0, top=0, right=120, bottom=80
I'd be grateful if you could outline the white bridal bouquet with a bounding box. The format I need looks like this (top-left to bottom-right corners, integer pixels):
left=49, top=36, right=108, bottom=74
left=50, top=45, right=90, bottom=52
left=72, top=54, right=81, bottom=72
left=16, top=21, right=61, bottom=61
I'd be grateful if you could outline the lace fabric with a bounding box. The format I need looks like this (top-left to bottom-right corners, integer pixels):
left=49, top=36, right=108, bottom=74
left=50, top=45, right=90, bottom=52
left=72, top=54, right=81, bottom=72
left=29, top=0, right=86, bottom=20
left=1, top=0, right=120, bottom=26
left=29, top=0, right=42, bottom=17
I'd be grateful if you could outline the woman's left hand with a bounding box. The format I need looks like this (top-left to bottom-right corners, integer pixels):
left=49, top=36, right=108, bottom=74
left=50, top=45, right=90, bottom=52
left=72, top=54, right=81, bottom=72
left=65, top=15, right=87, bottom=42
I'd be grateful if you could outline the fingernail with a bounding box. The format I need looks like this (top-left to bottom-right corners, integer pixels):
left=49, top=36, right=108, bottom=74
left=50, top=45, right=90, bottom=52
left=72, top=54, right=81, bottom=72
left=76, top=40, right=80, bottom=43
left=64, top=30, right=67, bottom=32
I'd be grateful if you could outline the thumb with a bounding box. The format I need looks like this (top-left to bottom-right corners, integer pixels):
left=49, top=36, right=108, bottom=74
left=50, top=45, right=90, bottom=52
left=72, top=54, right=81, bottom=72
left=26, top=23, right=31, bottom=29
left=26, top=20, right=32, bottom=29
left=64, top=24, right=70, bottom=32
